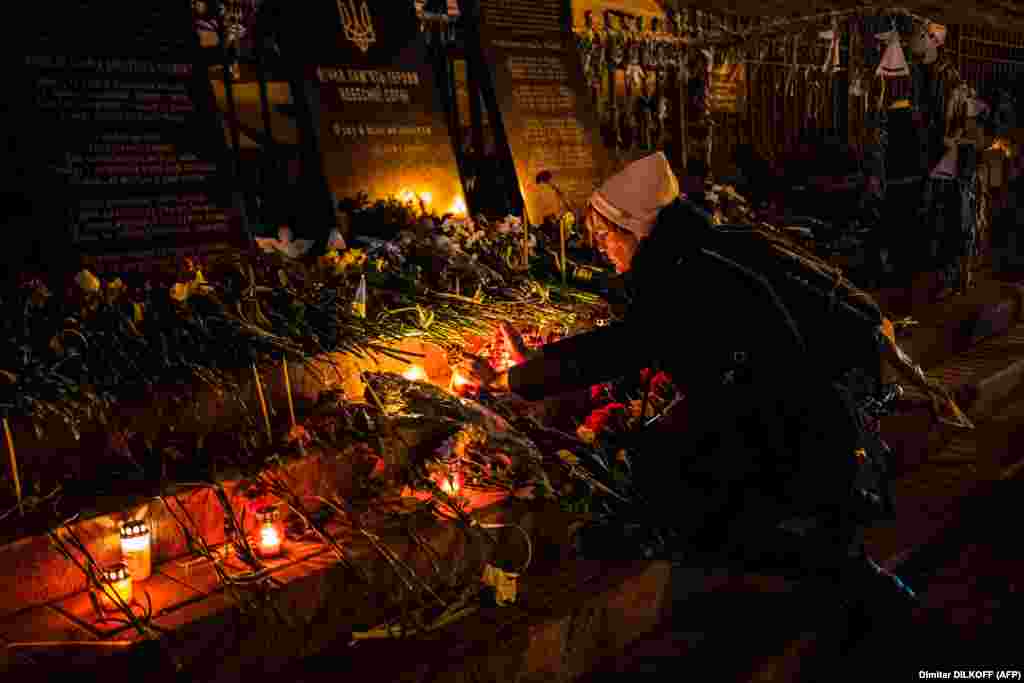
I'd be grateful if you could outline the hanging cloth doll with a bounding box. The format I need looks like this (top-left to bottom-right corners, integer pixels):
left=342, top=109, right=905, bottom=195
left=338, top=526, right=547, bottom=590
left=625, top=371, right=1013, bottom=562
left=930, top=83, right=970, bottom=179
left=875, top=26, right=910, bottom=79
left=908, top=21, right=944, bottom=66
left=820, top=18, right=841, bottom=75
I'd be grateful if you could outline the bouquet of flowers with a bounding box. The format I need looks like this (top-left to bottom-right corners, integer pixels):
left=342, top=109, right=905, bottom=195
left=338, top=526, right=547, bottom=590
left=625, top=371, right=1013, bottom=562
left=579, top=367, right=680, bottom=445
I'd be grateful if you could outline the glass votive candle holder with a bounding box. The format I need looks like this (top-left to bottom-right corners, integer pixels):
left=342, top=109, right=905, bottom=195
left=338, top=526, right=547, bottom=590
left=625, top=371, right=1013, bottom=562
left=120, top=519, right=152, bottom=582
left=99, top=562, right=133, bottom=610
left=255, top=505, right=284, bottom=559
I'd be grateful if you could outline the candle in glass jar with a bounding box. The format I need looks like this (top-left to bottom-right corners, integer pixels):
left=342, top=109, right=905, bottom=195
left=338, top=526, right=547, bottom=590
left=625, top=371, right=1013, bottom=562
left=438, top=468, right=464, bottom=495
left=120, top=520, right=152, bottom=582
left=100, top=562, right=133, bottom=609
left=403, top=364, right=427, bottom=382
left=256, top=505, right=284, bottom=558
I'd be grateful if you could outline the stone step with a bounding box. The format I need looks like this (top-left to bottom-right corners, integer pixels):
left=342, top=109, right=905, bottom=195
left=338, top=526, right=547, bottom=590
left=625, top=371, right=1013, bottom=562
left=736, top=393, right=1024, bottom=682
left=881, top=321, right=1024, bottom=474
left=0, top=492, right=582, bottom=681
left=289, top=560, right=673, bottom=683
left=879, top=275, right=1024, bottom=372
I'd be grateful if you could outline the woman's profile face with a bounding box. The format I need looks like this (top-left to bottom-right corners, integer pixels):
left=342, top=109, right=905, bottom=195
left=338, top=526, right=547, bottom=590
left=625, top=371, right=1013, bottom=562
left=588, top=209, right=638, bottom=273
left=603, top=230, right=639, bottom=273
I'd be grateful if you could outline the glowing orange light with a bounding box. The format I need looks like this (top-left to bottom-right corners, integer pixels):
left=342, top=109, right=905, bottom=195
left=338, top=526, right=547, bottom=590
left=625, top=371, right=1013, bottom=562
left=438, top=469, right=464, bottom=494
left=403, top=365, right=427, bottom=382
left=419, top=192, right=432, bottom=206
left=399, top=189, right=416, bottom=203
left=452, top=372, right=470, bottom=387
left=449, top=197, right=468, bottom=216
left=255, top=505, right=284, bottom=558
left=100, top=563, right=133, bottom=609
left=259, top=525, right=282, bottom=557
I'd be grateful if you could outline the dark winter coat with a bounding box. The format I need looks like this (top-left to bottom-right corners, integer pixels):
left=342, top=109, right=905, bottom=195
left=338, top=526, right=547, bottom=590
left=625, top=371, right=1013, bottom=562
left=509, top=198, right=884, bottom=542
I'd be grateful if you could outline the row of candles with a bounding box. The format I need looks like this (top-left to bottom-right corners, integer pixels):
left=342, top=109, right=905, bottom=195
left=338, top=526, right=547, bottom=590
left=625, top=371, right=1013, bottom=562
left=99, top=505, right=285, bottom=610
left=100, top=363, right=472, bottom=607
left=397, top=189, right=469, bottom=217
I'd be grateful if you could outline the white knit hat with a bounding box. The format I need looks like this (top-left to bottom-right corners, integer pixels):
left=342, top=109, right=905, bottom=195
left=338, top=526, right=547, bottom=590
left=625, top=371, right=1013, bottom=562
left=588, top=152, right=680, bottom=240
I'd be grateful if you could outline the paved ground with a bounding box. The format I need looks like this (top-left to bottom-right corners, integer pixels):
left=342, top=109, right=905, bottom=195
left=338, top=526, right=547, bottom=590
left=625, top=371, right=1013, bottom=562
left=577, top=475, right=1024, bottom=682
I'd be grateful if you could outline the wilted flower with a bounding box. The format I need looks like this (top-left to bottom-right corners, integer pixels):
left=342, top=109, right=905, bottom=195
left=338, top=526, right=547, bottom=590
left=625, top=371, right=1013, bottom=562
left=495, top=216, right=523, bottom=234
left=75, top=270, right=101, bottom=294
left=27, top=281, right=51, bottom=308
left=433, top=234, right=457, bottom=256
left=576, top=425, right=597, bottom=444
left=557, top=449, right=579, bottom=466
left=105, top=277, right=126, bottom=304
left=287, top=424, right=312, bottom=447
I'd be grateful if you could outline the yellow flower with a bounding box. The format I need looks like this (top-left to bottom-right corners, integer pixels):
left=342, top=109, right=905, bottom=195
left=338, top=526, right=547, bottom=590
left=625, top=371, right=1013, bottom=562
left=75, top=270, right=101, bottom=294
left=320, top=249, right=341, bottom=265
left=170, top=271, right=210, bottom=303
left=557, top=449, right=579, bottom=466
left=29, top=283, right=51, bottom=308
left=338, top=249, right=367, bottom=271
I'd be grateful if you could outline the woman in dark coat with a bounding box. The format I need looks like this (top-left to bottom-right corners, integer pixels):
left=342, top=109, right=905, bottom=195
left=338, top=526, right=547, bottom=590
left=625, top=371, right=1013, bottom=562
left=461, top=153, right=936, bottom=623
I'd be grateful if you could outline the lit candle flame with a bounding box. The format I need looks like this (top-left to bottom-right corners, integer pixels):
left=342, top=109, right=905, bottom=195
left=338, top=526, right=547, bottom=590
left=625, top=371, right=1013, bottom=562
left=403, top=365, right=427, bottom=382
left=260, top=525, right=281, bottom=553
left=449, top=197, right=468, bottom=216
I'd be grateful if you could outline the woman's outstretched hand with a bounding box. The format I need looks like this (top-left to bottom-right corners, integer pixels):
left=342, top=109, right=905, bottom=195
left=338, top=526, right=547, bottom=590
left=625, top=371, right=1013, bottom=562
left=457, top=353, right=498, bottom=388
left=499, top=322, right=532, bottom=363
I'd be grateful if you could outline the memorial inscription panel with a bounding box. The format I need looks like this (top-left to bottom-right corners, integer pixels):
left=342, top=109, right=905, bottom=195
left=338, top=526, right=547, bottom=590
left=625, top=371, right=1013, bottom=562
left=476, top=0, right=609, bottom=222
left=14, top=1, right=243, bottom=274
left=279, top=0, right=463, bottom=212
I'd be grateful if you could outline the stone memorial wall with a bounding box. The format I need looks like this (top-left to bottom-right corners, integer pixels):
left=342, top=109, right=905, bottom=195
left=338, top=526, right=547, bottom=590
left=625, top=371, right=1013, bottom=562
left=14, top=1, right=245, bottom=275
left=475, top=0, right=609, bottom=223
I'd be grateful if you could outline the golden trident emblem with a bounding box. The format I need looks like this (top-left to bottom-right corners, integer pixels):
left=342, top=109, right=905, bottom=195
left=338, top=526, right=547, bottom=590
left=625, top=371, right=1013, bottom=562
left=338, top=0, right=376, bottom=54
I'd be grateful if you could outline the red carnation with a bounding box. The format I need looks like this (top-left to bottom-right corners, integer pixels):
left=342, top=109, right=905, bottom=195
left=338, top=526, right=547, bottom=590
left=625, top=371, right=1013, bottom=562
left=584, top=402, right=628, bottom=435
left=650, top=371, right=674, bottom=396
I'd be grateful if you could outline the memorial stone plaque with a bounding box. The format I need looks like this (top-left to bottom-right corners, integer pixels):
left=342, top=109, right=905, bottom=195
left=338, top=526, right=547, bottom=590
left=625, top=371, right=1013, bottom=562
left=276, top=0, right=464, bottom=214
left=474, top=0, right=609, bottom=223
left=12, top=1, right=245, bottom=275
